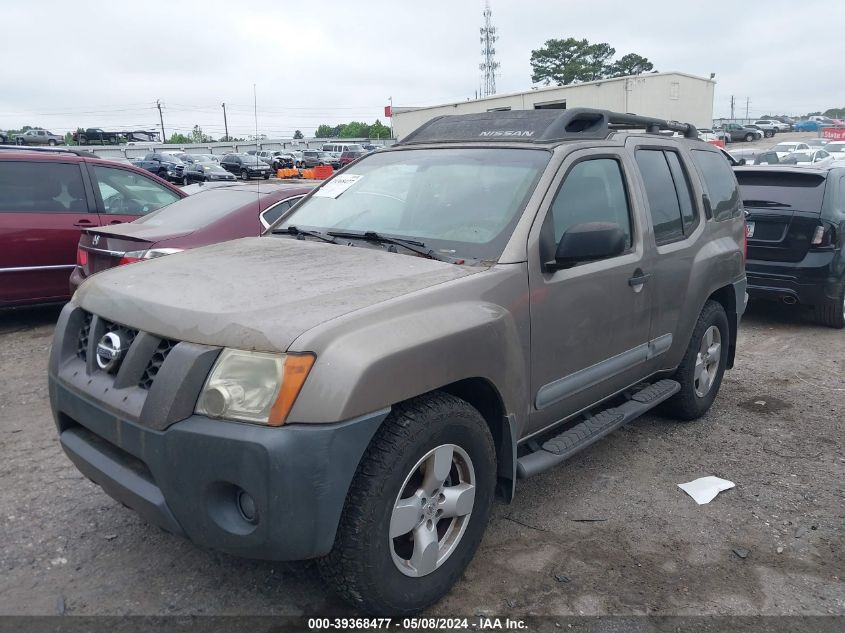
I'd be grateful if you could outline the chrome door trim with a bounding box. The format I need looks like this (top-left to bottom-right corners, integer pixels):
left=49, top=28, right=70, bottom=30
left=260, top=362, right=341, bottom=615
left=0, top=264, right=76, bottom=273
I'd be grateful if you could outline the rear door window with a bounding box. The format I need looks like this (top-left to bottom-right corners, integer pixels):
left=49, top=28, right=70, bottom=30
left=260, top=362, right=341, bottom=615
left=92, top=165, right=180, bottom=215
left=635, top=150, right=684, bottom=244
left=691, top=149, right=742, bottom=221
left=0, top=161, right=90, bottom=213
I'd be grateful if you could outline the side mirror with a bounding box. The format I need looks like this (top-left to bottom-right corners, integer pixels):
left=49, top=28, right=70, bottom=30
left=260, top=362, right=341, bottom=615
left=737, top=158, right=746, bottom=166
left=546, top=222, right=627, bottom=271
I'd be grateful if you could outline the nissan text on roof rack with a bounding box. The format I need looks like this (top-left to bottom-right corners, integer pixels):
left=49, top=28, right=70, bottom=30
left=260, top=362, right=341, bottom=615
left=48, top=108, right=746, bottom=614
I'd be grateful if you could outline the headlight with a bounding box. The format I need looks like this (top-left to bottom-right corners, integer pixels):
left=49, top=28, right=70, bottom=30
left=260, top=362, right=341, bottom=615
left=195, top=349, right=315, bottom=425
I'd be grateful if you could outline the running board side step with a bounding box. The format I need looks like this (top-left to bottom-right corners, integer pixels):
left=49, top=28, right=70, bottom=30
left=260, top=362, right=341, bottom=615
left=516, top=379, right=680, bottom=479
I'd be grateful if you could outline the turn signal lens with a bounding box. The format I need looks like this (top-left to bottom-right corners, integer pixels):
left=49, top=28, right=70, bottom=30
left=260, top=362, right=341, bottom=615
left=268, top=354, right=316, bottom=426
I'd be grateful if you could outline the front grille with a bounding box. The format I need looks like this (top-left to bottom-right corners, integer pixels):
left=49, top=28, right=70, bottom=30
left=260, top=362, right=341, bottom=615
left=139, top=338, right=177, bottom=390
left=103, top=319, right=138, bottom=352
left=75, top=310, right=175, bottom=392
left=76, top=313, right=92, bottom=361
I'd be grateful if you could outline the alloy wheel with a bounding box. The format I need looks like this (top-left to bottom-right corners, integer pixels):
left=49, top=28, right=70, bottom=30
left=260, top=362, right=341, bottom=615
left=389, top=444, right=476, bottom=578
left=694, top=325, right=721, bottom=398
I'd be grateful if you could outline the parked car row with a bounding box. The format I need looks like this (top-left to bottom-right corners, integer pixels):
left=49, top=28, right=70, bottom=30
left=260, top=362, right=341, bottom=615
left=730, top=137, right=844, bottom=168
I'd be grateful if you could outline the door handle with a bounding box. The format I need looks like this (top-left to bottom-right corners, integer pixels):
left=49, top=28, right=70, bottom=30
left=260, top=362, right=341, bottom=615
left=73, top=219, right=96, bottom=227
left=628, top=271, right=651, bottom=287
left=108, top=220, right=124, bottom=225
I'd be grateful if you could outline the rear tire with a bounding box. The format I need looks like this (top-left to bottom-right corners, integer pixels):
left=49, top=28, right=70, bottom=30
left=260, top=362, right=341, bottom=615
left=241, top=170, right=249, bottom=181
left=319, top=392, right=496, bottom=615
left=662, top=300, right=729, bottom=421
left=813, top=289, right=845, bottom=329
left=48, top=139, right=57, bottom=146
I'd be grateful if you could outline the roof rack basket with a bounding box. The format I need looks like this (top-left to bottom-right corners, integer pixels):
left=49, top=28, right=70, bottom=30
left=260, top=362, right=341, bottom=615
left=399, top=107, right=699, bottom=145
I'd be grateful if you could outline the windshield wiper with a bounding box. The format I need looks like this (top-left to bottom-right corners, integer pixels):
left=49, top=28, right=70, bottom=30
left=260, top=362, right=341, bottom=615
left=743, top=200, right=793, bottom=208
left=327, top=230, right=449, bottom=261
left=273, top=225, right=337, bottom=244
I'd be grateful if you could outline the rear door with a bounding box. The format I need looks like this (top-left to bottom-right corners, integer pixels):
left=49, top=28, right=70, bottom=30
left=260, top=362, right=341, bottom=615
left=87, top=163, right=182, bottom=226
left=737, top=170, right=827, bottom=264
left=0, top=159, right=99, bottom=305
left=627, top=139, right=710, bottom=364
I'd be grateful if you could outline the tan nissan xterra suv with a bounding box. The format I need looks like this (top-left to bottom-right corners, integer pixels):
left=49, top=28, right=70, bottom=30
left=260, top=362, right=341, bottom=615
left=49, top=109, right=747, bottom=613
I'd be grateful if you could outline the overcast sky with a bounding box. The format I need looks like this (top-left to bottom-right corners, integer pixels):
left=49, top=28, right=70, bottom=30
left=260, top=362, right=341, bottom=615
left=2, top=0, right=843, bottom=138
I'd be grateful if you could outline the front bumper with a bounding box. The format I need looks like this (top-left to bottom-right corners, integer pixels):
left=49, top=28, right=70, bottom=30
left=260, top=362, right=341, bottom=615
left=48, top=304, right=389, bottom=560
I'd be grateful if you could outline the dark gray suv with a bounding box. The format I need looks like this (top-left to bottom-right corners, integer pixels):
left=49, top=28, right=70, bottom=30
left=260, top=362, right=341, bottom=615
left=49, top=109, right=747, bottom=614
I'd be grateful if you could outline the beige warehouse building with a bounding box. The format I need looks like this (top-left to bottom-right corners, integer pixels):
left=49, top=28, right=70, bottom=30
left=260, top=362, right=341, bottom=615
left=392, top=72, right=715, bottom=139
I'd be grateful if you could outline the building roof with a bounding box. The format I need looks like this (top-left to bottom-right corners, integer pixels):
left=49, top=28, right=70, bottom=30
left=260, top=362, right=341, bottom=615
left=393, top=72, right=716, bottom=116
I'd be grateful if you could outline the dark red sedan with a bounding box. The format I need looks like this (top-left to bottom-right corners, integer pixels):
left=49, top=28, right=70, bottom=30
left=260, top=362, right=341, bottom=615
left=339, top=149, right=367, bottom=166
left=71, top=182, right=315, bottom=292
left=0, top=147, right=186, bottom=307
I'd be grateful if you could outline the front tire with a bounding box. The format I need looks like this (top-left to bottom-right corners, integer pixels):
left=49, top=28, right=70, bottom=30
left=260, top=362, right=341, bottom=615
left=744, top=133, right=754, bottom=142
left=319, top=392, right=496, bottom=615
left=662, top=300, right=729, bottom=421
left=241, top=170, right=249, bottom=181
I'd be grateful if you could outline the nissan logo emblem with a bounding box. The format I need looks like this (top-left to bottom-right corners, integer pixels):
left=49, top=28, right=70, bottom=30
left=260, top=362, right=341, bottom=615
left=95, top=332, right=127, bottom=372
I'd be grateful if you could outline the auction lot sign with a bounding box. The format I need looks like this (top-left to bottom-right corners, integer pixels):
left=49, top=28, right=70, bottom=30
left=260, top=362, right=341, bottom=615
left=822, top=127, right=845, bottom=140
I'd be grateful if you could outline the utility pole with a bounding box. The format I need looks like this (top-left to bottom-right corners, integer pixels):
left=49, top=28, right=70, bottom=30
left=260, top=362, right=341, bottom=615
left=745, top=97, right=750, bottom=121
left=156, top=99, right=166, bottom=143
left=221, top=102, right=229, bottom=141
left=389, top=96, right=394, bottom=139
left=730, top=95, right=735, bottom=120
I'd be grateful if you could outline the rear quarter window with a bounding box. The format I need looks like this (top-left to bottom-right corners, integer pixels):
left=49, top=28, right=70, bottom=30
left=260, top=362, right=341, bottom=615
left=691, top=149, right=742, bottom=221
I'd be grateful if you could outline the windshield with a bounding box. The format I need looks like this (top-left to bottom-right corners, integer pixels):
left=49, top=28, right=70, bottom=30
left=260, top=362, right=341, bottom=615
left=275, top=148, right=549, bottom=261
left=134, top=189, right=261, bottom=229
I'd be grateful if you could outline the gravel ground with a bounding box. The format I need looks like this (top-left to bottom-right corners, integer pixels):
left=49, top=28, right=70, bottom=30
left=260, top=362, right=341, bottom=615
left=0, top=300, right=842, bottom=618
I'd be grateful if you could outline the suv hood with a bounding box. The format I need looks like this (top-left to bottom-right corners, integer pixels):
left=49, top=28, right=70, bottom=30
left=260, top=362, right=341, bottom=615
left=75, top=237, right=481, bottom=352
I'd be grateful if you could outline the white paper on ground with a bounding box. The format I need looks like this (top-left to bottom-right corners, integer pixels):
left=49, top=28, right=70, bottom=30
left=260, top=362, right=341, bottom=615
left=678, top=476, right=735, bottom=505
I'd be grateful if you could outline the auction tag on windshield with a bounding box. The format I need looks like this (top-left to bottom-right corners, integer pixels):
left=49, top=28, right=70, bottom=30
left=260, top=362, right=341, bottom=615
left=314, top=174, right=362, bottom=198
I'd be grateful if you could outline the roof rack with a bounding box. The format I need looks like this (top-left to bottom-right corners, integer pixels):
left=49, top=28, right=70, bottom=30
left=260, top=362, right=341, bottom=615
left=0, top=144, right=98, bottom=158
left=398, top=108, right=699, bottom=145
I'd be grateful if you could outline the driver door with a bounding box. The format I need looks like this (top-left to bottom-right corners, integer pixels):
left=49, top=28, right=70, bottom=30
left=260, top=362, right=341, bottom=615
left=86, top=164, right=181, bottom=225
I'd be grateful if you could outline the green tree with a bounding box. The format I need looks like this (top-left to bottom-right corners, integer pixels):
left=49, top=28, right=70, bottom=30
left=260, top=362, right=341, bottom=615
left=167, top=132, right=192, bottom=144
left=315, top=124, right=335, bottom=138
left=530, top=37, right=593, bottom=85
left=606, top=53, right=655, bottom=78
left=579, top=42, right=615, bottom=81
left=191, top=125, right=205, bottom=143
left=823, top=107, right=845, bottom=118
left=293, top=129, right=304, bottom=139
left=368, top=120, right=391, bottom=139
left=340, top=121, right=369, bottom=138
